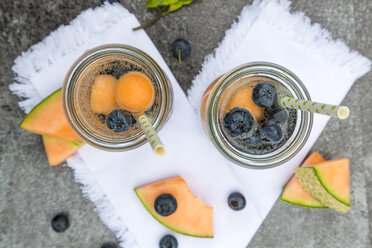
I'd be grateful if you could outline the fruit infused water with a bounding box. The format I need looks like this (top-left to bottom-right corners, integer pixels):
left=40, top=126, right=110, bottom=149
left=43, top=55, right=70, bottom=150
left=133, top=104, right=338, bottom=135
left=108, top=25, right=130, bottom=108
left=219, top=76, right=297, bottom=155
left=75, top=55, right=160, bottom=140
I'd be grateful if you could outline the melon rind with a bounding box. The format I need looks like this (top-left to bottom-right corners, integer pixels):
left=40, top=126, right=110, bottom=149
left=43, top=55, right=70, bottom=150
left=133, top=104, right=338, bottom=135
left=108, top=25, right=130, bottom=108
left=19, top=88, right=80, bottom=141
left=313, top=159, right=350, bottom=206
left=281, top=152, right=326, bottom=208
left=134, top=176, right=213, bottom=238
left=295, top=167, right=350, bottom=213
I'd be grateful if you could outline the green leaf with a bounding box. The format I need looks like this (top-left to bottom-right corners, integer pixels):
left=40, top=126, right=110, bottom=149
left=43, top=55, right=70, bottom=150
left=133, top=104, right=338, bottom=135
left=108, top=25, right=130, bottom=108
left=168, top=0, right=193, bottom=12
left=147, top=0, right=178, bottom=8
left=147, top=0, right=193, bottom=12
left=135, top=0, right=194, bottom=31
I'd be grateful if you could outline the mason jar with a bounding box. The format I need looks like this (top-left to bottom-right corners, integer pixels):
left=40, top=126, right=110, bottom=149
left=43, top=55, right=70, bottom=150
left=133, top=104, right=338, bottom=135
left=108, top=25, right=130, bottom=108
left=62, top=44, right=173, bottom=151
left=200, top=62, right=313, bottom=169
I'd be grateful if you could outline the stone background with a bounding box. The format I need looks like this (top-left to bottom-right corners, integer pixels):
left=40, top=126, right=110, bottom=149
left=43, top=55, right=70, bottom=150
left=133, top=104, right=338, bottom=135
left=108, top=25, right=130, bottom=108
left=0, top=0, right=371, bottom=247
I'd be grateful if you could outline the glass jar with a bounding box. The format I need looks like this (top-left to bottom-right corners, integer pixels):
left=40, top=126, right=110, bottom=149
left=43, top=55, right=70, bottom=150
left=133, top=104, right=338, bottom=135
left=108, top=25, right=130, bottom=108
left=201, top=62, right=313, bottom=169
left=62, top=44, right=173, bottom=151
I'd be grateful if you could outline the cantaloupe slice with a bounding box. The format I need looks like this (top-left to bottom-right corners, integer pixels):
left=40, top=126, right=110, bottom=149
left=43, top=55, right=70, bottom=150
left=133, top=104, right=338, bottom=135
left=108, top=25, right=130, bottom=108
left=224, top=86, right=264, bottom=121
left=90, top=75, right=119, bottom=115
left=135, top=176, right=213, bottom=238
left=295, top=159, right=350, bottom=213
left=313, top=159, right=350, bottom=206
left=116, top=71, right=155, bottom=113
left=19, top=89, right=80, bottom=141
left=42, top=135, right=84, bottom=166
left=281, top=152, right=326, bottom=208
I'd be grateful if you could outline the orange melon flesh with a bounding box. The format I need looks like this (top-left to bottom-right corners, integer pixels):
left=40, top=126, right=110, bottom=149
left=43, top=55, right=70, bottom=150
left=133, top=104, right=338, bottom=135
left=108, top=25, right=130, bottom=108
left=281, top=152, right=326, bottom=208
left=135, top=176, right=213, bottom=238
left=90, top=75, right=118, bottom=115
left=19, top=89, right=80, bottom=142
left=116, top=72, right=155, bottom=113
left=42, top=135, right=84, bottom=166
left=224, top=86, right=264, bottom=121
left=313, top=158, right=350, bottom=206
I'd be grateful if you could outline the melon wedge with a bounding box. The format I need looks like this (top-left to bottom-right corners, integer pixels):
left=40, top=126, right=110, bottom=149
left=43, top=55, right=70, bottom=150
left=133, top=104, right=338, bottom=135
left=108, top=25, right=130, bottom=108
left=42, top=135, right=84, bottom=166
left=19, top=89, right=80, bottom=142
left=313, top=159, right=350, bottom=206
left=295, top=161, right=350, bottom=213
left=135, top=176, right=213, bottom=238
left=281, top=152, right=326, bottom=208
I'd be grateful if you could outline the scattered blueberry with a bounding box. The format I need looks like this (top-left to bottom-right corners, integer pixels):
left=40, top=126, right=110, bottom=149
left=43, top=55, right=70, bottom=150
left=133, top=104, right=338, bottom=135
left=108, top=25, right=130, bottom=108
left=154, top=194, right=177, bottom=216
left=260, top=123, right=283, bottom=143
left=101, top=242, right=117, bottom=248
left=264, top=105, right=289, bottom=124
left=159, top=234, right=178, bottom=248
left=106, top=110, right=132, bottom=132
left=228, top=192, right=246, bottom=211
left=172, top=39, right=191, bottom=63
left=223, top=107, right=254, bottom=138
left=51, top=213, right=70, bottom=233
left=252, top=82, right=277, bottom=107
left=245, top=131, right=262, bottom=147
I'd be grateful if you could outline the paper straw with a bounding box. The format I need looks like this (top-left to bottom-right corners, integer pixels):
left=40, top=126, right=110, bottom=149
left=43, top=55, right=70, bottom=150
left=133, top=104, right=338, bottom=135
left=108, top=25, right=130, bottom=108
left=138, top=114, right=166, bottom=156
left=278, top=96, right=350, bottom=119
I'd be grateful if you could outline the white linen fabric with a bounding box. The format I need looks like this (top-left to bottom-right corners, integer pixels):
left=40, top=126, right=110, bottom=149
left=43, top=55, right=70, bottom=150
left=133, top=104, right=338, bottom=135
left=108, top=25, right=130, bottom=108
left=10, top=1, right=370, bottom=248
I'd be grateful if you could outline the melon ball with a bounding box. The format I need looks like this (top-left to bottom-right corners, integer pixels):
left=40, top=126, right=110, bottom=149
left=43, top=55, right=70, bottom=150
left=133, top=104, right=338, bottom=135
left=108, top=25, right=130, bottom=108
left=116, top=71, right=155, bottom=113
left=225, top=86, right=264, bottom=121
left=90, top=75, right=118, bottom=115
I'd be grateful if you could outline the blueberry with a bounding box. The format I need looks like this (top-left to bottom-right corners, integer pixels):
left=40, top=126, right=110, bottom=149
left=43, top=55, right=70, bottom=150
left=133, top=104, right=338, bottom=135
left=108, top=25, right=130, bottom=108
left=172, top=39, right=191, bottom=63
left=228, top=192, right=246, bottom=211
left=223, top=107, right=254, bottom=138
left=245, top=131, right=262, bottom=147
left=252, top=82, right=277, bottom=107
left=260, top=123, right=283, bottom=143
left=106, top=110, right=132, bottom=132
left=159, top=234, right=178, bottom=248
left=101, top=242, right=117, bottom=248
left=51, top=213, right=70, bottom=232
left=264, top=105, right=289, bottom=124
left=154, top=194, right=177, bottom=216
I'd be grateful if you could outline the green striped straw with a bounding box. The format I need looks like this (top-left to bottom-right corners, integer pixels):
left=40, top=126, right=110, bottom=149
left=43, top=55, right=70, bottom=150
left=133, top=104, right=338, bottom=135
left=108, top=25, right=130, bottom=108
left=278, top=96, right=350, bottom=119
left=138, top=114, right=166, bottom=156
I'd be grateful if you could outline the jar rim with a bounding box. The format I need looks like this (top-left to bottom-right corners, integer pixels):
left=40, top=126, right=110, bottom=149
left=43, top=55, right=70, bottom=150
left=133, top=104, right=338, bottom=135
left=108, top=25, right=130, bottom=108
left=62, top=44, right=173, bottom=151
left=205, top=62, right=313, bottom=169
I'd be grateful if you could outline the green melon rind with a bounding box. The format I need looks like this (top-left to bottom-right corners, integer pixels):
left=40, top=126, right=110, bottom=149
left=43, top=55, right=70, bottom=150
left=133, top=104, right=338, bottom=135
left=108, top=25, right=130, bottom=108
left=313, top=166, right=350, bottom=206
left=294, top=168, right=350, bottom=213
left=19, top=88, right=61, bottom=129
left=134, top=188, right=213, bottom=238
left=44, top=135, right=84, bottom=147
left=280, top=189, right=327, bottom=208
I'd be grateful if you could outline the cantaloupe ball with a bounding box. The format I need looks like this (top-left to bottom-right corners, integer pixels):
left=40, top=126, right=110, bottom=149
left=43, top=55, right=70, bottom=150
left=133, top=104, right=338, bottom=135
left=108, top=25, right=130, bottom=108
left=116, top=71, right=155, bottom=113
left=225, top=86, right=264, bottom=121
left=90, top=75, right=118, bottom=115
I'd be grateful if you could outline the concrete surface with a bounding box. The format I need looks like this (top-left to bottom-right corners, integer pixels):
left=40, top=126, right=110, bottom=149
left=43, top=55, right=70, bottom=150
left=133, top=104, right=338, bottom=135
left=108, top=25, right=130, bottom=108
left=0, top=0, right=371, bottom=247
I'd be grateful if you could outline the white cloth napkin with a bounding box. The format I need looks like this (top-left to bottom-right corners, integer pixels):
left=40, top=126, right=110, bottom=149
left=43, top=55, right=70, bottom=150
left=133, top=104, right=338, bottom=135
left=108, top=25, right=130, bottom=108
left=10, top=3, right=262, bottom=248
left=10, top=1, right=371, bottom=248
left=188, top=0, right=371, bottom=219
